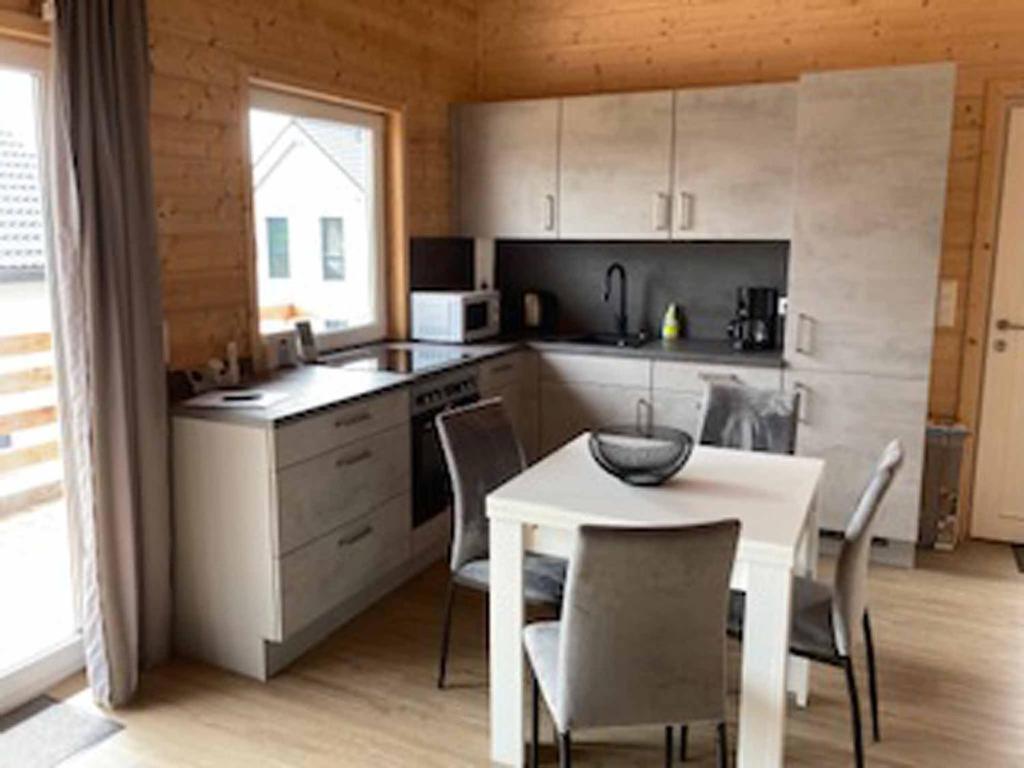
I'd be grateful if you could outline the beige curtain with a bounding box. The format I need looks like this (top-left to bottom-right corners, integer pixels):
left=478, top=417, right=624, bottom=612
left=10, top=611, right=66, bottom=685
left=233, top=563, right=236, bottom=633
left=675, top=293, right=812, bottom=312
left=49, top=0, right=171, bottom=707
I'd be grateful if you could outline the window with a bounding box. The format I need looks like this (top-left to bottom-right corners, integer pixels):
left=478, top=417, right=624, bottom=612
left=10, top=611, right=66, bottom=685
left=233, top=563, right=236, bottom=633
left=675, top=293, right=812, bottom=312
left=248, top=87, right=386, bottom=348
left=320, top=217, right=344, bottom=280
left=266, top=217, right=289, bottom=278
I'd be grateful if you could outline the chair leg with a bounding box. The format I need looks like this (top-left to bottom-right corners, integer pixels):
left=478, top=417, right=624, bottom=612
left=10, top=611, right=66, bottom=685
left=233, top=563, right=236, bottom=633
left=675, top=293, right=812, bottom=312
left=558, top=731, right=572, bottom=768
left=436, top=577, right=456, bottom=689
left=863, top=611, right=881, bottom=742
left=716, top=722, right=728, bottom=768
left=843, top=657, right=866, bottom=768
left=531, top=673, right=540, bottom=768
left=679, top=724, right=689, bottom=761
left=664, top=726, right=673, bottom=768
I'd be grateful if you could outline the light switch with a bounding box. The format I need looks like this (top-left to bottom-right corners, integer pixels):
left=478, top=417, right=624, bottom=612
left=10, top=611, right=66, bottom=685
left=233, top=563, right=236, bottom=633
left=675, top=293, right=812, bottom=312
left=936, top=279, right=958, bottom=328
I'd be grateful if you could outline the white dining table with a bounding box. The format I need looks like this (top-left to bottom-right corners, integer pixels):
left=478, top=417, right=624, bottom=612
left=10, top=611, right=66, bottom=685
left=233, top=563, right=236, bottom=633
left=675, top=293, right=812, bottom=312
left=486, top=435, right=824, bottom=768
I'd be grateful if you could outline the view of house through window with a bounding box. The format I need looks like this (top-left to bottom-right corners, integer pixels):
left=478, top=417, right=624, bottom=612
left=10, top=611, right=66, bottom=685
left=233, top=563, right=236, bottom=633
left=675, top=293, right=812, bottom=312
left=249, top=88, right=386, bottom=347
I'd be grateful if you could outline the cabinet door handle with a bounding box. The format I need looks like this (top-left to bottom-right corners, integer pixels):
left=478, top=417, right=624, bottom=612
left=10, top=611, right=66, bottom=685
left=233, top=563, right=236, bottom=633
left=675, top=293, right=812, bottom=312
left=793, top=382, right=810, bottom=424
left=543, top=194, right=556, bottom=232
left=996, top=318, right=1024, bottom=332
left=335, top=449, right=373, bottom=468
left=337, top=525, right=374, bottom=548
left=698, top=372, right=741, bottom=384
left=677, top=192, right=694, bottom=231
left=652, top=192, right=671, bottom=231
left=795, top=313, right=814, bottom=355
left=636, top=397, right=653, bottom=432
left=334, top=411, right=371, bottom=428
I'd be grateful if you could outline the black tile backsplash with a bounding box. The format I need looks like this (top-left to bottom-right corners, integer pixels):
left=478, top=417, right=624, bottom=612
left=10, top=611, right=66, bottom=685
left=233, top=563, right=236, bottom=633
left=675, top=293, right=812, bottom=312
left=496, top=240, right=788, bottom=340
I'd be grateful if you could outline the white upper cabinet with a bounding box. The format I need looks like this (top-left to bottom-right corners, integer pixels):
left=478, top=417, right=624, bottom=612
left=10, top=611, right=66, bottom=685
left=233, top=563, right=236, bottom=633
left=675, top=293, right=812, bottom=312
left=785, top=64, right=956, bottom=377
left=559, top=91, right=675, bottom=240
left=456, top=99, right=560, bottom=238
left=673, top=83, right=797, bottom=240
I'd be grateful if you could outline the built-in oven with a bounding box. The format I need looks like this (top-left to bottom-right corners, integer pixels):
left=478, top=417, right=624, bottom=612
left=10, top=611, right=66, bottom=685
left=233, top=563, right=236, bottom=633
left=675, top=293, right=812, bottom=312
left=410, top=368, right=480, bottom=529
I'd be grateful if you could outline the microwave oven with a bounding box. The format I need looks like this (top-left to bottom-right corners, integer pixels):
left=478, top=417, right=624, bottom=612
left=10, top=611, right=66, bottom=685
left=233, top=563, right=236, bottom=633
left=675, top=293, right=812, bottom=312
left=410, top=290, right=500, bottom=343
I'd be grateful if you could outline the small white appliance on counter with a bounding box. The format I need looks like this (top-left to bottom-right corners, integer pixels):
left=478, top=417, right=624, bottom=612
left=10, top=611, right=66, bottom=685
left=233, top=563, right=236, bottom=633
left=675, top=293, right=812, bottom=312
left=410, top=289, right=500, bottom=343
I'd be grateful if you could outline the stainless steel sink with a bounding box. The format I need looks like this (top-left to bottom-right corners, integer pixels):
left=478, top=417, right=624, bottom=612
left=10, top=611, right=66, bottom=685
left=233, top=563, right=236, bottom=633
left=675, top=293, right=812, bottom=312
left=563, top=332, right=648, bottom=349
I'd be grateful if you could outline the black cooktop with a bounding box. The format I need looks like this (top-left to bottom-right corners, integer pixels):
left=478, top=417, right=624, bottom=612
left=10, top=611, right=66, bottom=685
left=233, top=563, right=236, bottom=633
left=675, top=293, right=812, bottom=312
left=330, top=345, right=471, bottom=374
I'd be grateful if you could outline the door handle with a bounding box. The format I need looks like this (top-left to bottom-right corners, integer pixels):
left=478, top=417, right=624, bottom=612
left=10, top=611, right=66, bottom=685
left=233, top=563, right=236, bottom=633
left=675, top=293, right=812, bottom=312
left=636, top=397, right=653, bottom=433
left=677, top=192, right=694, bottom=231
left=543, top=194, right=556, bottom=232
left=793, top=382, right=810, bottom=425
left=652, top=192, right=671, bottom=231
left=996, top=318, right=1024, bottom=332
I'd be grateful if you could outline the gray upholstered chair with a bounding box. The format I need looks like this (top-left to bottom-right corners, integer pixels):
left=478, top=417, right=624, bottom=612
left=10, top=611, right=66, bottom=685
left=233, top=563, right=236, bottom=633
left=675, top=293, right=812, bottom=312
left=698, top=380, right=800, bottom=455
left=727, top=439, right=904, bottom=768
left=435, top=397, right=566, bottom=689
left=524, top=521, right=740, bottom=768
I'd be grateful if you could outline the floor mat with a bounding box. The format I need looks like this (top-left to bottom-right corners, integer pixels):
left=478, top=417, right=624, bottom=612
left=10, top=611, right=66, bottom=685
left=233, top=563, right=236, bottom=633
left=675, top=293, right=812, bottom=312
left=0, top=695, right=121, bottom=768
left=1013, top=544, right=1024, bottom=574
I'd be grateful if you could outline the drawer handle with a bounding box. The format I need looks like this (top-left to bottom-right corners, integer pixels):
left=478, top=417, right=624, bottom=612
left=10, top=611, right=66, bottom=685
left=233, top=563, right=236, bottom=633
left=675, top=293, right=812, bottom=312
left=698, top=372, right=741, bottom=383
left=337, top=526, right=374, bottom=548
left=334, top=411, right=371, bottom=428
left=490, top=363, right=515, bottom=374
left=335, top=449, right=373, bottom=468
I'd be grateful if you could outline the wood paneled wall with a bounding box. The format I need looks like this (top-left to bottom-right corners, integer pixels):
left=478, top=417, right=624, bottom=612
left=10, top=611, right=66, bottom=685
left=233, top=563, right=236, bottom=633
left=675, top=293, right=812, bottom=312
left=476, top=0, right=1024, bottom=419
left=148, top=0, right=477, bottom=368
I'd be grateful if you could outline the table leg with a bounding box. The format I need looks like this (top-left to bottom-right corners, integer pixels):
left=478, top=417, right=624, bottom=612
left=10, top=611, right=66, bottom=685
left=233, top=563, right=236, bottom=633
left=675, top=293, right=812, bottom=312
left=788, top=495, right=819, bottom=708
left=737, top=560, right=794, bottom=768
left=489, top=518, right=525, bottom=766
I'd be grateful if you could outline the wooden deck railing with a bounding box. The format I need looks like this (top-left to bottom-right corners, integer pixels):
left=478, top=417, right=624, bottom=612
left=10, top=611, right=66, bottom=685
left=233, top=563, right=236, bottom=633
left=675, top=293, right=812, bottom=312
left=0, top=331, right=63, bottom=516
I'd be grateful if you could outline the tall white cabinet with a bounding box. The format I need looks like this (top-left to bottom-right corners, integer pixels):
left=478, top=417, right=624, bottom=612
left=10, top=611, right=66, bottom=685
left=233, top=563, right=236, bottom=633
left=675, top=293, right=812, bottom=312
left=785, top=63, right=956, bottom=549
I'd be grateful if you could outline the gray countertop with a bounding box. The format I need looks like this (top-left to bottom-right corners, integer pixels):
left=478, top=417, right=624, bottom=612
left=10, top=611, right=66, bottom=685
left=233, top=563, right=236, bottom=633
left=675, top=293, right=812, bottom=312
left=173, top=338, right=784, bottom=427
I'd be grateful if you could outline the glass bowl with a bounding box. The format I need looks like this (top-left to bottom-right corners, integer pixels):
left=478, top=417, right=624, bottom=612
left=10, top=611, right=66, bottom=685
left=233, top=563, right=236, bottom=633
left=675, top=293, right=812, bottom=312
left=588, top=425, right=695, bottom=486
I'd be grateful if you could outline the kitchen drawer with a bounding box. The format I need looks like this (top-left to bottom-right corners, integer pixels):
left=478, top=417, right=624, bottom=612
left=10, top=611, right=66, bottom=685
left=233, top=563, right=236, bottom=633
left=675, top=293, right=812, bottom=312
left=539, top=352, right=651, bottom=388
left=651, top=360, right=782, bottom=394
left=274, top=388, right=409, bottom=468
left=278, top=493, right=411, bottom=637
left=275, top=422, right=411, bottom=554
left=480, top=352, right=523, bottom=393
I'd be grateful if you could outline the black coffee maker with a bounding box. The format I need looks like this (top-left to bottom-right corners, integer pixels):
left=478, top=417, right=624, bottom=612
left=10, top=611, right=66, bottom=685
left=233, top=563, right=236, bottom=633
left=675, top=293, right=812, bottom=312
left=727, top=287, right=780, bottom=351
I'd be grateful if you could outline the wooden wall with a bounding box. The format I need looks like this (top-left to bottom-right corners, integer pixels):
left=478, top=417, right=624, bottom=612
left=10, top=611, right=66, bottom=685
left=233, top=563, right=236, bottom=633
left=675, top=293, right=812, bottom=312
left=148, top=0, right=477, bottom=368
left=476, top=0, right=1024, bottom=419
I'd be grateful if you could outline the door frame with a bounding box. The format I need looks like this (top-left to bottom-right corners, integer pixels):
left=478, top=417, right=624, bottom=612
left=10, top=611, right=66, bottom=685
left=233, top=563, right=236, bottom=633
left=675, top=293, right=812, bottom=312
left=961, top=78, right=1024, bottom=538
left=0, top=33, right=86, bottom=715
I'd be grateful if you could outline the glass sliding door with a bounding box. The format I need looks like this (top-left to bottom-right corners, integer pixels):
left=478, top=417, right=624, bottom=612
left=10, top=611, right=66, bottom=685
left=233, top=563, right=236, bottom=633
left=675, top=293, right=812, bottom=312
left=0, top=39, right=82, bottom=713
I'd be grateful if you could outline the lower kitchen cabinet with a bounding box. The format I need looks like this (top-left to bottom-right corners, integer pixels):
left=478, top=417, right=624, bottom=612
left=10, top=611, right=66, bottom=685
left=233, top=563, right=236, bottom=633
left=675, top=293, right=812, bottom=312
left=651, top=359, right=783, bottom=436
left=784, top=368, right=927, bottom=548
left=172, top=388, right=436, bottom=681
left=537, top=351, right=652, bottom=455
left=479, top=350, right=539, bottom=462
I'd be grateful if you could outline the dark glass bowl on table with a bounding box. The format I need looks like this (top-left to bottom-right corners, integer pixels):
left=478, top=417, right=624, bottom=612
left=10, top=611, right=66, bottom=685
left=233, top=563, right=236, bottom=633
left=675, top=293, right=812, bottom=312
left=588, top=424, right=695, bottom=486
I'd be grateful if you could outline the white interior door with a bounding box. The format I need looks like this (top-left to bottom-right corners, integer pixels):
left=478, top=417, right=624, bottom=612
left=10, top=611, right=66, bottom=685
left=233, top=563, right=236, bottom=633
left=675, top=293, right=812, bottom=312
left=972, top=106, right=1024, bottom=543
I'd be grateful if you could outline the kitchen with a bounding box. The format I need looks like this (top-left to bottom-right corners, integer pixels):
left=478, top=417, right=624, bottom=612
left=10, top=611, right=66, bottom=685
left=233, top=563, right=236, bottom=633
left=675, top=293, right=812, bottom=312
left=1, top=2, right=1022, bottom=768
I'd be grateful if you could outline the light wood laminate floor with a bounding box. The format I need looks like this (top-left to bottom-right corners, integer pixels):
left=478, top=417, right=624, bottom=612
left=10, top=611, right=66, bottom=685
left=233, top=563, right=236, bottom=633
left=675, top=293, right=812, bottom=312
left=53, top=542, right=1024, bottom=767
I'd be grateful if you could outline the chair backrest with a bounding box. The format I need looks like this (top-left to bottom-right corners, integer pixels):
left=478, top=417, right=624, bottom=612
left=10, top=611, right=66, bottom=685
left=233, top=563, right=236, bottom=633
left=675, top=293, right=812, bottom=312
left=698, top=380, right=799, bottom=455
left=435, top=397, right=526, bottom=572
left=831, top=439, right=904, bottom=655
left=554, top=521, right=740, bottom=731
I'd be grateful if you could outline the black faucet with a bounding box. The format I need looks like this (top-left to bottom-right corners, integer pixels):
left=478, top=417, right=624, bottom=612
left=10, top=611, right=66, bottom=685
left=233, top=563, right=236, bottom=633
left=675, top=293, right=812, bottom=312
left=603, top=262, right=628, bottom=339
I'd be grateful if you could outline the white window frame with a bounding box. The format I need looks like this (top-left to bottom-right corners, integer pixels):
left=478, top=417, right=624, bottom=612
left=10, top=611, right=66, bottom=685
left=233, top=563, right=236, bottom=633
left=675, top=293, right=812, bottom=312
left=248, top=86, right=388, bottom=351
